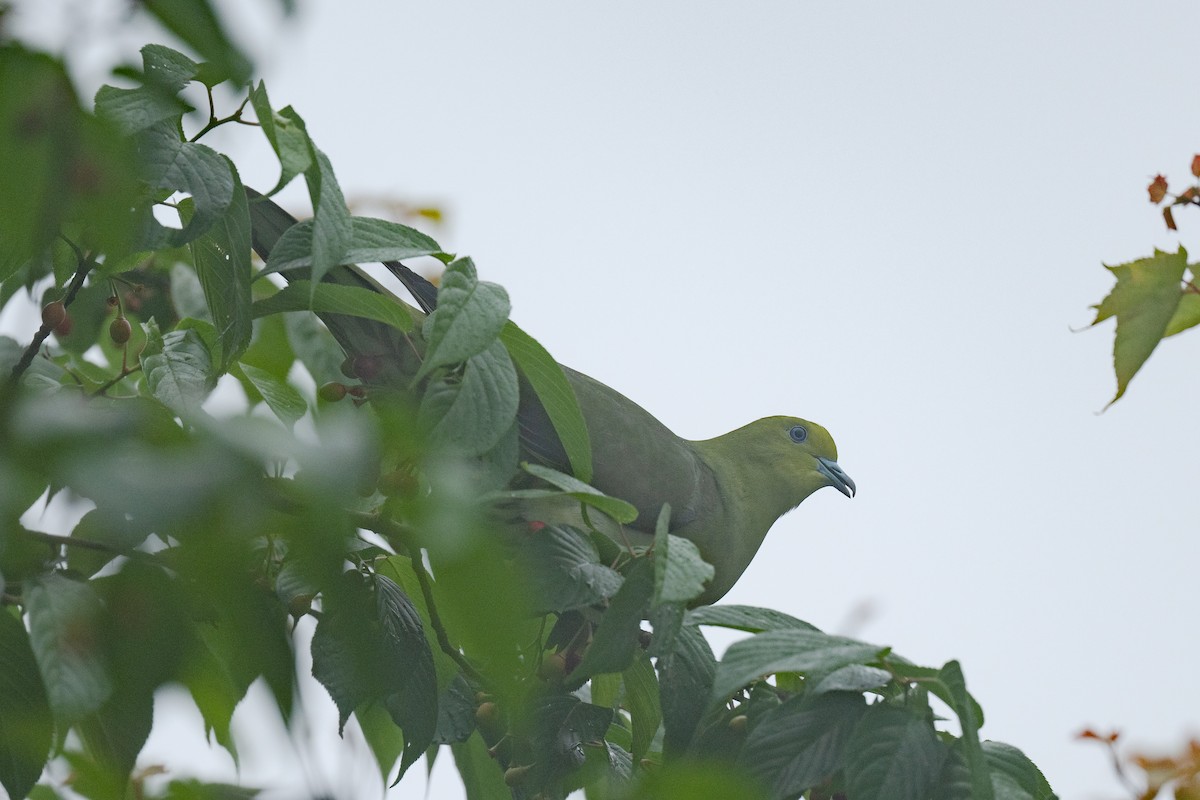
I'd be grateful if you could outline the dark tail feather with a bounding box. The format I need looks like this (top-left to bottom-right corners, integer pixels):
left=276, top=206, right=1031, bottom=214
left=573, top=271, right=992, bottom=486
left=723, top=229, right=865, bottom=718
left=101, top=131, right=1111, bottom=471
left=382, top=260, right=439, bottom=314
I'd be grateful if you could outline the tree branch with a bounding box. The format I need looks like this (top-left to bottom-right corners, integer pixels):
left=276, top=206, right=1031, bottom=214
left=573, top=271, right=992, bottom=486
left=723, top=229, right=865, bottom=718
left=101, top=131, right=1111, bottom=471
left=298, top=501, right=488, bottom=687
left=18, top=527, right=160, bottom=563
left=408, top=549, right=488, bottom=687
left=9, top=247, right=94, bottom=384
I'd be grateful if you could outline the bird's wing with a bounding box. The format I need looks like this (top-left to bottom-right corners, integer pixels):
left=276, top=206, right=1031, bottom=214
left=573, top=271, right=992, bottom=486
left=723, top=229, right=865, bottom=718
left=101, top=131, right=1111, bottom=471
left=245, top=189, right=715, bottom=532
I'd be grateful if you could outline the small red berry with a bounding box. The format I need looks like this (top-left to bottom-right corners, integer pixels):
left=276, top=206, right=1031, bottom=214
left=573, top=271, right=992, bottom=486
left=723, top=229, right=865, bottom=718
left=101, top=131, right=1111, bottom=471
left=54, top=312, right=73, bottom=337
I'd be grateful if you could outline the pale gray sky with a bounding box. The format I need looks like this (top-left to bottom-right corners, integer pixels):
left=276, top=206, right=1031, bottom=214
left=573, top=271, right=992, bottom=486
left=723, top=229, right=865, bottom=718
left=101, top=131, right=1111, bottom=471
left=9, top=2, right=1200, bottom=799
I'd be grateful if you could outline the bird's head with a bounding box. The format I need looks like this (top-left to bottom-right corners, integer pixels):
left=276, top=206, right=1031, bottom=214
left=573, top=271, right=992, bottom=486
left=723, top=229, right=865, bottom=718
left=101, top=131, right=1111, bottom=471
left=687, top=414, right=855, bottom=603
left=715, top=416, right=855, bottom=515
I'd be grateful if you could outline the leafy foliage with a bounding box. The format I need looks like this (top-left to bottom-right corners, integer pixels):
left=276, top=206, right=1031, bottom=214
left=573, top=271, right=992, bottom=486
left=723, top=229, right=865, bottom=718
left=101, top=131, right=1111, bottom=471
left=0, top=16, right=1056, bottom=800
left=1090, top=160, right=1200, bottom=404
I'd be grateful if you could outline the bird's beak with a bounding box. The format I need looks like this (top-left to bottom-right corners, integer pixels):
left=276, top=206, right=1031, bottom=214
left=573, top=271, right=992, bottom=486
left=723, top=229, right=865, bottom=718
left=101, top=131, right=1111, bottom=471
left=817, top=457, right=856, bottom=498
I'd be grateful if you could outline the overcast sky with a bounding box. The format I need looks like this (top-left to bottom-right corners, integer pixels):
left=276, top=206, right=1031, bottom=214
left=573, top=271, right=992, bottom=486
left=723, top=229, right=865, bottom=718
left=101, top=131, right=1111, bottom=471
left=11, top=1, right=1200, bottom=799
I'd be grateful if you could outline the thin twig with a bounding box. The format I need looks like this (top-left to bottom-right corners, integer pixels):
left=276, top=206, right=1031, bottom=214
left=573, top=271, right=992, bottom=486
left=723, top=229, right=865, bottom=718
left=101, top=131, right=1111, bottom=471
left=281, top=495, right=487, bottom=686
left=91, top=364, right=143, bottom=397
left=409, top=550, right=488, bottom=687
left=18, top=528, right=160, bottom=563
left=190, top=92, right=257, bottom=142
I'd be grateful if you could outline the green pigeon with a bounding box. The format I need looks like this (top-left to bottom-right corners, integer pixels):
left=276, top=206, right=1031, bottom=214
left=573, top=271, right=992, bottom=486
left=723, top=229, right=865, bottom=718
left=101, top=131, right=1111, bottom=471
left=246, top=191, right=854, bottom=604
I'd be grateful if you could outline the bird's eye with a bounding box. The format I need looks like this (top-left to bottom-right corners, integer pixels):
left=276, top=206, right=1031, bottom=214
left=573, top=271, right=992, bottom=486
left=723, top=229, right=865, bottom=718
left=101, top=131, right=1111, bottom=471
left=789, top=425, right=808, bottom=443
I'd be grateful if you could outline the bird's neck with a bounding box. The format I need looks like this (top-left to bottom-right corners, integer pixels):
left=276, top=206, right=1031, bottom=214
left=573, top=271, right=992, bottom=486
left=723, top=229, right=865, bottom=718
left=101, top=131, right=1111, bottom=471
left=689, top=432, right=793, bottom=568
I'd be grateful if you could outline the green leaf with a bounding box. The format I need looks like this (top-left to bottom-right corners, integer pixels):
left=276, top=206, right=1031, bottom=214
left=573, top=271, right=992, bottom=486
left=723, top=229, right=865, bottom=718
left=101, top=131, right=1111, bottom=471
left=1090, top=247, right=1188, bottom=404
left=710, top=629, right=886, bottom=705
left=655, top=530, right=714, bottom=608
left=499, top=321, right=592, bottom=482
left=937, top=660, right=993, bottom=800
left=180, top=624, right=246, bottom=762
left=569, top=558, right=655, bottom=687
left=158, top=778, right=261, bottom=800
left=141, top=327, right=212, bottom=416
left=76, top=690, right=154, bottom=795
left=451, top=732, right=510, bottom=800
left=136, top=121, right=236, bottom=248
left=980, top=741, right=1056, bottom=800
left=416, top=257, right=510, bottom=381
left=647, top=506, right=684, bottom=658
left=140, top=44, right=203, bottom=90
left=238, top=312, right=295, bottom=385
left=0, top=609, right=53, bottom=800
left=283, top=310, right=346, bottom=386
left=25, top=573, right=112, bottom=723
left=94, top=45, right=196, bottom=135
left=647, top=600, right=685, bottom=661
left=189, top=166, right=253, bottom=371
left=418, top=339, right=519, bottom=457
left=93, top=80, right=189, bottom=138
left=810, top=663, right=892, bottom=695
left=656, top=624, right=716, bottom=756
left=354, top=701, right=406, bottom=786
left=375, top=556, right=460, bottom=693
left=517, top=462, right=639, bottom=523
left=374, top=573, right=438, bottom=778
left=591, top=671, right=622, bottom=710
left=0, top=526, right=55, bottom=588
left=310, top=570, right=436, bottom=779
left=1164, top=290, right=1200, bottom=337
left=686, top=605, right=818, bottom=634
left=739, top=691, right=868, bottom=798
left=248, top=84, right=311, bottom=194
left=238, top=363, right=306, bottom=428
left=519, top=524, right=624, bottom=614
left=0, top=47, right=141, bottom=276
left=432, top=673, right=478, bottom=745
left=261, top=216, right=442, bottom=276
left=623, top=652, right=662, bottom=763
left=252, top=280, right=415, bottom=332
left=625, top=761, right=768, bottom=800
left=303, top=145, right=351, bottom=288
left=886, top=659, right=986, bottom=735
left=844, top=705, right=947, bottom=800
left=79, top=565, right=196, bottom=790
left=139, top=1, right=252, bottom=84
left=525, top=695, right=613, bottom=789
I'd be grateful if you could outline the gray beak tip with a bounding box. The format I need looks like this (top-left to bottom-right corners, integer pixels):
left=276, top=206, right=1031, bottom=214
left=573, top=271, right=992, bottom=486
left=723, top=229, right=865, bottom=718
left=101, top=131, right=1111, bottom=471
left=817, top=456, right=856, bottom=499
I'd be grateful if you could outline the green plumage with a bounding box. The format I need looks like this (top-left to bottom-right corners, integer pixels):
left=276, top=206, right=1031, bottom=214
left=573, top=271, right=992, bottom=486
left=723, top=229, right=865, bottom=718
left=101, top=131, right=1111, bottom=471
left=247, top=191, right=853, bottom=603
